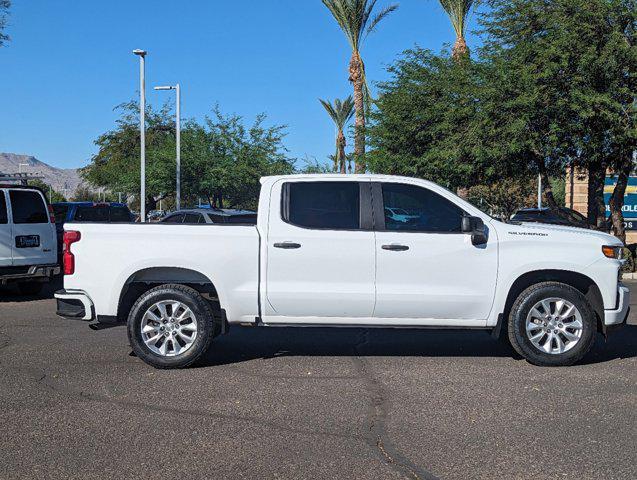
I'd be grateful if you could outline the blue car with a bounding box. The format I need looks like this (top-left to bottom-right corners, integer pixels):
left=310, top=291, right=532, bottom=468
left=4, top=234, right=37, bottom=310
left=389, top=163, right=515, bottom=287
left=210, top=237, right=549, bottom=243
left=52, top=202, right=135, bottom=256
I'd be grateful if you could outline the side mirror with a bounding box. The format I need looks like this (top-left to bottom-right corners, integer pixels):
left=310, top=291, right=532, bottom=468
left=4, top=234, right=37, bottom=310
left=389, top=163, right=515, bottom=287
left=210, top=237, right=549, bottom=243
left=462, top=216, right=488, bottom=246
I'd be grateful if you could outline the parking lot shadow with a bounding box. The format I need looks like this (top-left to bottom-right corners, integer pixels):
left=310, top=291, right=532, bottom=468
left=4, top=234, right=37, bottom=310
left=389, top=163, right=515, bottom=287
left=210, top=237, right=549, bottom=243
left=198, top=324, right=637, bottom=367
left=0, top=277, right=61, bottom=303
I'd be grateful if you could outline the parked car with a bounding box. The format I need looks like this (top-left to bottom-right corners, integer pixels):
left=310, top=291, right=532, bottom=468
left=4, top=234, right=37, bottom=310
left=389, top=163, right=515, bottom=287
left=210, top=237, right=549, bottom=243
left=161, top=208, right=257, bottom=225
left=55, top=174, right=631, bottom=369
left=147, top=210, right=167, bottom=222
left=511, top=207, right=592, bottom=229
left=52, top=202, right=135, bottom=225
left=52, top=202, right=135, bottom=252
left=1, top=185, right=59, bottom=294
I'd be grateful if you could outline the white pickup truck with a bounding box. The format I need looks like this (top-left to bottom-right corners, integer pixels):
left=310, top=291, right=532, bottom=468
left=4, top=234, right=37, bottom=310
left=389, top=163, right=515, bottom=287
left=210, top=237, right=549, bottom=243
left=55, top=174, right=632, bottom=368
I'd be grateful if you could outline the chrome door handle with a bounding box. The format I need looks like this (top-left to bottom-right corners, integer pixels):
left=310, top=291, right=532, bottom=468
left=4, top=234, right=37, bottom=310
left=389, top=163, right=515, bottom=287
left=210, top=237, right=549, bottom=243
left=274, top=242, right=302, bottom=250
left=382, top=244, right=409, bottom=251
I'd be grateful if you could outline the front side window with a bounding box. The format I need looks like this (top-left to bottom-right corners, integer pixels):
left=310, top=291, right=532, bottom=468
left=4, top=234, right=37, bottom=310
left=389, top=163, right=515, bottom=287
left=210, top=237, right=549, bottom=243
left=382, top=183, right=465, bottom=233
left=284, top=182, right=360, bottom=230
left=10, top=190, right=48, bottom=224
left=0, top=192, right=7, bottom=224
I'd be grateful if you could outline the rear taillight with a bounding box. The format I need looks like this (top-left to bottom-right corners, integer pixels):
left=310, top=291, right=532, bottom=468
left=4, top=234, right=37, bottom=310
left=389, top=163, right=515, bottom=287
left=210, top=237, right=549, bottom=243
left=63, top=231, right=81, bottom=275
left=48, top=204, right=55, bottom=223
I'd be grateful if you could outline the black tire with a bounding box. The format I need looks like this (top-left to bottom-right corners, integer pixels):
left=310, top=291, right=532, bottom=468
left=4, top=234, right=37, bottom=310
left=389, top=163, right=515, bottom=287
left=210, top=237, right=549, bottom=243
left=17, top=282, right=44, bottom=296
left=508, top=282, right=596, bottom=367
left=127, top=284, right=215, bottom=369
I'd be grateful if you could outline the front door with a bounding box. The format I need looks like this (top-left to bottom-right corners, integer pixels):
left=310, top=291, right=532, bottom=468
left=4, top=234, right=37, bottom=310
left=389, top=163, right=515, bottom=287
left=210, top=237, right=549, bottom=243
left=0, top=191, right=12, bottom=266
left=9, top=189, right=57, bottom=266
left=373, top=181, right=498, bottom=321
left=264, top=180, right=376, bottom=321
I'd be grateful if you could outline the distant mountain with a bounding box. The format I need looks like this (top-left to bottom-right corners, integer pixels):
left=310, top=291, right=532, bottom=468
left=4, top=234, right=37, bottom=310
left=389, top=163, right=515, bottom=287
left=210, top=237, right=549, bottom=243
left=0, top=153, right=83, bottom=196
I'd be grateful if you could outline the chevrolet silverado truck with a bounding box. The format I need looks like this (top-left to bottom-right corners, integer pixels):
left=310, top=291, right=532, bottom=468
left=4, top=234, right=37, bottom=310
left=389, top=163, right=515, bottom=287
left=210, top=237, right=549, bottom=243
left=55, top=175, right=633, bottom=369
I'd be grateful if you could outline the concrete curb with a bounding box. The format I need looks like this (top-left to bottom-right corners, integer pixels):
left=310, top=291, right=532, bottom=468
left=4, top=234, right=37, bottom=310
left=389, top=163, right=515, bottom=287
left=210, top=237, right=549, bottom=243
left=622, top=272, right=637, bottom=281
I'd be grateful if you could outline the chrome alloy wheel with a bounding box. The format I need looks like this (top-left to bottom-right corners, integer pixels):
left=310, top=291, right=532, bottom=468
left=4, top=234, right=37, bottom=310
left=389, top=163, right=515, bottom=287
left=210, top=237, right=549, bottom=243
left=140, top=300, right=198, bottom=357
left=525, top=297, right=583, bottom=355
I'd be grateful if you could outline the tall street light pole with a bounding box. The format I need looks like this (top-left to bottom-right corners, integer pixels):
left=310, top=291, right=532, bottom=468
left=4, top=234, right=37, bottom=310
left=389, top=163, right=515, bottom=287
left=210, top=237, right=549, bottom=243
left=154, top=84, right=181, bottom=210
left=133, top=49, right=147, bottom=222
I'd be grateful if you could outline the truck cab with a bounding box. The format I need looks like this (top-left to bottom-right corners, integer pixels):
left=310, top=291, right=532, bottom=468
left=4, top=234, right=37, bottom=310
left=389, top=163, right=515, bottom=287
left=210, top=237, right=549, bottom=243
left=0, top=186, right=59, bottom=294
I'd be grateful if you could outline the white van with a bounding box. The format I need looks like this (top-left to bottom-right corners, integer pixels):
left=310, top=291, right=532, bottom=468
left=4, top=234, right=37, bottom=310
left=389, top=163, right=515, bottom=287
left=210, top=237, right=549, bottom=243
left=0, top=186, right=59, bottom=295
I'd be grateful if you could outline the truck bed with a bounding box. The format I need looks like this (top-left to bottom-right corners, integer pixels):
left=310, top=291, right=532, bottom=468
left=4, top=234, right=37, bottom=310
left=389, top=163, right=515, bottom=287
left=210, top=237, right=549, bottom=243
left=63, top=223, right=260, bottom=323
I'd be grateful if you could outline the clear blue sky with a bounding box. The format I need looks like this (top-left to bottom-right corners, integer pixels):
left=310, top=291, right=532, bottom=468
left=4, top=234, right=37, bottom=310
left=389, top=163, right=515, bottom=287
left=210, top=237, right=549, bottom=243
left=0, top=0, right=481, bottom=169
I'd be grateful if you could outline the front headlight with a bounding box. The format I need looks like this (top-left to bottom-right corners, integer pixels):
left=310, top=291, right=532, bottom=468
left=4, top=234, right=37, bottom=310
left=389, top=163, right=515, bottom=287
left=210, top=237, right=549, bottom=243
left=602, top=245, right=623, bottom=259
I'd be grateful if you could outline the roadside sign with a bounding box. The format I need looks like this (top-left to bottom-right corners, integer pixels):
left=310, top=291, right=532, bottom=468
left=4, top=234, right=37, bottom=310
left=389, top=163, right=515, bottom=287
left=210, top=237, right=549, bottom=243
left=605, top=176, right=637, bottom=230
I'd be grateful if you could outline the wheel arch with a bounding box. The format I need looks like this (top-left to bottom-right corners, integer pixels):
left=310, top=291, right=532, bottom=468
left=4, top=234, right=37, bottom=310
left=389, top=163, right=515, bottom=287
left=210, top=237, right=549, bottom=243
left=500, top=269, right=605, bottom=335
left=117, top=267, right=220, bottom=323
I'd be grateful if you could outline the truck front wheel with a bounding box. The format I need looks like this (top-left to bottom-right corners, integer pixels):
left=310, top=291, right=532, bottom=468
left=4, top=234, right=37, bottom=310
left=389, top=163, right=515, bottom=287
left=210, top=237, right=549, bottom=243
left=508, top=282, right=596, bottom=367
left=127, top=284, right=215, bottom=369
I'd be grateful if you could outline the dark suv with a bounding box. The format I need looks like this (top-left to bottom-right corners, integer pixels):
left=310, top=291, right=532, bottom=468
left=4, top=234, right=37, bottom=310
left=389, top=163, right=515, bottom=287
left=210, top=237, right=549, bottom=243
left=52, top=202, right=135, bottom=254
left=511, top=207, right=592, bottom=229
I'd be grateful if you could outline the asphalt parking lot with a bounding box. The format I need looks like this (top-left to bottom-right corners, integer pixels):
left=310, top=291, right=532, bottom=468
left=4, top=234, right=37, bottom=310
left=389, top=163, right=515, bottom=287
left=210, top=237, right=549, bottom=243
left=0, top=281, right=636, bottom=480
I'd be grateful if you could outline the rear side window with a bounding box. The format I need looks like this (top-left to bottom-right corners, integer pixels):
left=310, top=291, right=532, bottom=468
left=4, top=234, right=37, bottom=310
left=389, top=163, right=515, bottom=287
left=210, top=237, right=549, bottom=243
left=52, top=204, right=69, bottom=223
left=110, top=206, right=132, bottom=222
left=0, top=192, right=7, bottom=224
left=207, top=214, right=224, bottom=223
left=10, top=190, right=48, bottom=224
left=183, top=213, right=201, bottom=224
left=226, top=214, right=257, bottom=224
left=284, top=182, right=360, bottom=230
left=74, top=207, right=109, bottom=222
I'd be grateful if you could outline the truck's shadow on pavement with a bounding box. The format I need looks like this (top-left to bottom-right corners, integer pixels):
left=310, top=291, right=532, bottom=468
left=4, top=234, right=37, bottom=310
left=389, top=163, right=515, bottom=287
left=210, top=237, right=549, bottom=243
left=198, top=324, right=637, bottom=367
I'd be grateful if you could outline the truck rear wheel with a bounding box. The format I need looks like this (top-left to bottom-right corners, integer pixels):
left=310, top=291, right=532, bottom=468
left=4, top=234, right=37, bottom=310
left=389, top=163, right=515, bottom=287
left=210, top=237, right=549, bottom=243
left=508, top=282, right=596, bottom=367
left=127, top=284, right=215, bottom=369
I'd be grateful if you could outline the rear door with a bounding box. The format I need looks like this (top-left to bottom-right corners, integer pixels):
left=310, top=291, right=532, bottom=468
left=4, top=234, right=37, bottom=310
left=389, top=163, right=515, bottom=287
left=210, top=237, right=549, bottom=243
left=0, top=190, right=12, bottom=266
left=264, top=179, right=376, bottom=320
left=9, top=189, right=56, bottom=266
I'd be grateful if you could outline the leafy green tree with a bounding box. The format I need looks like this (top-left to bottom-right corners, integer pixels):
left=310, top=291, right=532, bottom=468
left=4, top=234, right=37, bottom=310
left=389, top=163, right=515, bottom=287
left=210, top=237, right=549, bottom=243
left=467, top=177, right=536, bottom=220
left=481, top=0, right=637, bottom=238
left=321, top=0, right=398, bottom=173
left=0, top=0, right=10, bottom=47
left=437, top=0, right=478, bottom=59
left=27, top=179, right=67, bottom=203
left=300, top=157, right=333, bottom=173
left=182, top=108, right=295, bottom=209
left=82, top=102, right=294, bottom=212
left=70, top=186, right=101, bottom=203
left=368, top=48, right=484, bottom=189
left=319, top=96, right=355, bottom=173
left=82, top=101, right=176, bottom=212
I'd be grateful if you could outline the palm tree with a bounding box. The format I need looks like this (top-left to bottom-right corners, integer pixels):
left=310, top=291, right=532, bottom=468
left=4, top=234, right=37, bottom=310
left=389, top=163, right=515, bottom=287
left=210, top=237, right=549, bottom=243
left=437, top=0, right=477, bottom=60
left=319, top=96, right=355, bottom=173
left=322, top=0, right=398, bottom=173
